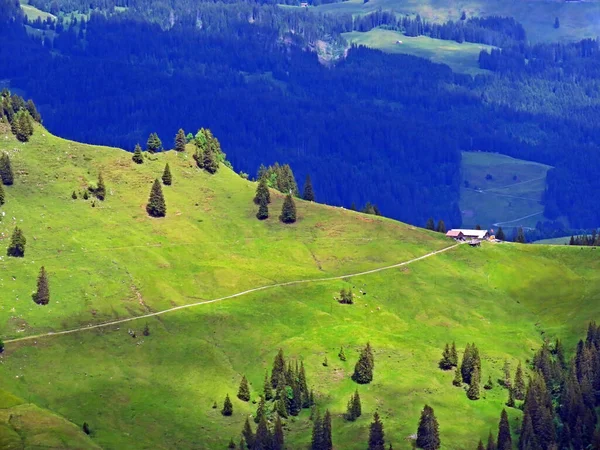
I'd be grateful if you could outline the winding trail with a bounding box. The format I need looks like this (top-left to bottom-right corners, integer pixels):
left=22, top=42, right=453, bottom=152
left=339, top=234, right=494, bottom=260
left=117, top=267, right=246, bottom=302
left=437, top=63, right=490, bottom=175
left=5, top=244, right=459, bottom=344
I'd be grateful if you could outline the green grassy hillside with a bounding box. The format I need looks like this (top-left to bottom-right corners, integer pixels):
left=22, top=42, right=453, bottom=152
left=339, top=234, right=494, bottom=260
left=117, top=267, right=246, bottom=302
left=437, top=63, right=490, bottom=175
left=343, top=29, right=492, bottom=75
left=1, top=127, right=599, bottom=449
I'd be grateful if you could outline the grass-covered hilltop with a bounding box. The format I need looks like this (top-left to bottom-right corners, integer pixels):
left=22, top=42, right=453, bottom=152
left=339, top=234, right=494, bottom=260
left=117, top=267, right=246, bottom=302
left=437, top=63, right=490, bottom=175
left=1, top=98, right=600, bottom=450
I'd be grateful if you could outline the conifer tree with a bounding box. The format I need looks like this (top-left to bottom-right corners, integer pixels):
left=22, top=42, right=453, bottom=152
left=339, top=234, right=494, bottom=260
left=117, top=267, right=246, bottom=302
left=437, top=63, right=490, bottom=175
left=298, top=362, right=310, bottom=408
left=352, top=343, right=374, bottom=384
left=146, top=132, right=162, bottom=153
left=311, top=410, right=323, bottom=450
left=146, top=179, right=166, bottom=217
left=132, top=144, right=144, bottom=164
left=273, top=414, right=285, bottom=450
left=263, top=371, right=273, bottom=401
left=322, top=410, right=333, bottom=450
left=486, top=431, right=496, bottom=450
left=0, top=182, right=4, bottom=206
left=453, top=366, right=462, bottom=387
left=71, top=191, right=77, bottom=200
left=175, top=128, right=186, bottom=152
left=467, top=367, right=481, bottom=400
left=449, top=342, right=458, bottom=367
left=338, top=346, right=346, bottom=361
left=345, top=390, right=362, bottom=421
left=516, top=227, right=526, bottom=243
left=0, top=153, right=14, bottom=185
left=426, top=218, right=435, bottom=230
left=254, top=396, right=265, bottom=424
left=238, top=375, right=251, bottom=402
left=484, top=375, right=493, bottom=390
left=95, top=173, right=106, bottom=200
left=228, top=438, right=236, bottom=449
left=436, top=220, right=446, bottom=233
left=271, top=349, right=286, bottom=388
left=497, top=409, right=511, bottom=450
left=32, top=266, right=50, bottom=305
left=253, top=414, right=272, bottom=450
left=7, top=226, right=26, bottom=257
left=275, top=395, right=288, bottom=419
left=368, top=412, right=385, bottom=450
left=203, top=145, right=219, bottom=174
left=254, top=177, right=271, bottom=205
left=256, top=200, right=269, bottom=221
left=242, top=417, right=254, bottom=449
left=416, top=405, right=440, bottom=450
left=162, top=163, right=172, bottom=186
left=496, top=227, right=505, bottom=240
left=461, top=344, right=474, bottom=384
left=221, top=394, right=233, bottom=416
left=303, top=174, right=315, bottom=201
left=25, top=99, right=41, bottom=122
left=439, top=343, right=453, bottom=370
left=279, top=194, right=297, bottom=224
left=506, top=387, right=515, bottom=408
left=513, top=362, right=525, bottom=401
left=502, top=361, right=511, bottom=388
left=477, top=440, right=485, bottom=450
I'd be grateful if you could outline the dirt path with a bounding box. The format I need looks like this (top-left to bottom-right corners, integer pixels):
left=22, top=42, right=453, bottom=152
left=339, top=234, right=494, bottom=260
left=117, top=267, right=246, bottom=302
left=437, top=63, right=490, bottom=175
left=493, top=211, right=544, bottom=227
left=4, top=244, right=459, bottom=344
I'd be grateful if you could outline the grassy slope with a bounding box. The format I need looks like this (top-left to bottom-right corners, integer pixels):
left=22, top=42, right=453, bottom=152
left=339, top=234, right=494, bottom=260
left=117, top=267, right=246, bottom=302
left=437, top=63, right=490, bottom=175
left=0, top=389, right=99, bottom=449
left=317, top=0, right=600, bottom=43
left=1, top=127, right=599, bottom=449
left=343, top=29, right=492, bottom=75
left=460, top=151, right=552, bottom=230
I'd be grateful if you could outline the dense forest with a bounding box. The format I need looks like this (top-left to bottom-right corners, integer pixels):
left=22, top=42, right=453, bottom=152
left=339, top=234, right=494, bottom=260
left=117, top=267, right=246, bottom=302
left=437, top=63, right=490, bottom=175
left=4, top=0, right=600, bottom=229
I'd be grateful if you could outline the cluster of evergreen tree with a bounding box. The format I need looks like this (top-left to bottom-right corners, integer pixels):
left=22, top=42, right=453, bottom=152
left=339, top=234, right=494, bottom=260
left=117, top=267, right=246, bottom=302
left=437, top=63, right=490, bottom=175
left=425, top=218, right=446, bottom=233
left=1, top=90, right=41, bottom=142
left=568, top=230, right=600, bottom=246
left=338, top=287, right=353, bottom=304
left=311, top=409, right=333, bottom=450
left=257, top=163, right=298, bottom=197
left=268, top=349, right=313, bottom=418
left=438, top=342, right=458, bottom=370
left=352, top=343, right=374, bottom=384
left=455, top=343, right=481, bottom=400
left=146, top=132, right=162, bottom=153
left=344, top=390, right=362, bottom=421
left=193, top=128, right=223, bottom=174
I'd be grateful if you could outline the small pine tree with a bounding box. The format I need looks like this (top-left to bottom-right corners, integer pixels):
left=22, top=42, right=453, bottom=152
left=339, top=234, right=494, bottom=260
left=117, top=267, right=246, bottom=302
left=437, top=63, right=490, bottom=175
left=175, top=128, right=186, bottom=152
left=467, top=367, right=480, bottom=400
left=505, top=387, right=515, bottom=408
left=486, top=431, right=496, bottom=450
left=254, top=414, right=272, bottom=449
left=146, top=132, right=162, bottom=153
left=426, top=218, right=435, bottom=230
left=82, top=422, right=90, bottom=435
left=254, top=177, right=271, bottom=205
left=0, top=153, right=14, bottom=185
left=7, top=226, right=26, bottom=257
left=146, top=179, right=166, bottom=217
left=273, top=414, right=285, bottom=450
left=436, top=220, right=446, bottom=233
left=221, top=394, right=233, bottom=416
left=132, top=144, right=144, bottom=164
left=263, top=371, right=273, bottom=401
left=416, top=405, right=440, bottom=450
left=271, top=349, right=286, bottom=388
left=496, top=227, right=505, bottom=240
left=449, top=342, right=458, bottom=367
left=497, top=410, right=511, bottom=450
left=345, top=389, right=362, bottom=421
left=256, top=200, right=269, bottom=220
left=162, top=163, right=172, bottom=186
left=368, top=412, right=385, bottom=450
left=242, top=417, right=254, bottom=449
left=322, top=410, right=333, bottom=450
left=32, top=266, right=50, bottom=305
left=203, top=146, right=219, bottom=174
left=83, top=190, right=89, bottom=200
left=338, top=346, right=346, bottom=361
left=238, top=375, right=250, bottom=402
left=352, top=343, right=374, bottom=384
left=516, top=227, right=526, bottom=243
left=453, top=366, right=462, bottom=387
left=439, top=343, right=453, bottom=370
left=228, top=438, right=236, bottom=449
left=477, top=439, right=485, bottom=450
left=279, top=194, right=297, bottom=224
left=501, top=361, right=511, bottom=389
left=143, top=323, right=150, bottom=336
left=484, top=375, right=493, bottom=390
left=303, top=174, right=315, bottom=201
left=254, top=396, right=265, bottom=424
left=95, top=173, right=106, bottom=200
left=0, top=182, right=4, bottom=206
left=71, top=190, right=77, bottom=200
left=311, top=410, right=323, bottom=450
left=513, top=362, right=525, bottom=400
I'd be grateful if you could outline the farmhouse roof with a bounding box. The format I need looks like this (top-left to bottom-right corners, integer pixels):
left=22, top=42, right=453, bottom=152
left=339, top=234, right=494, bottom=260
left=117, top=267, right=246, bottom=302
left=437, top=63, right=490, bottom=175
left=445, top=230, right=464, bottom=238
left=450, top=229, right=489, bottom=239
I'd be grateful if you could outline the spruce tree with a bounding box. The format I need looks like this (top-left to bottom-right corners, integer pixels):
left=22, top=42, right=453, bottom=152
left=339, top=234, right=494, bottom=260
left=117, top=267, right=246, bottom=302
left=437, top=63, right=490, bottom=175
left=271, top=349, right=286, bottom=388
left=95, top=173, right=106, bottom=200
left=467, top=367, right=481, bottom=400
left=311, top=410, right=323, bottom=450
left=484, top=375, right=493, bottom=390
left=263, top=371, right=273, bottom=401
left=71, top=190, right=77, bottom=200
left=256, top=200, right=268, bottom=221
left=273, top=414, right=285, bottom=450
left=453, top=366, right=462, bottom=387
left=345, top=390, right=362, bottom=421
left=338, top=346, right=346, bottom=361
left=436, top=220, right=446, bottom=233
left=238, top=375, right=251, bottom=402
left=352, top=344, right=374, bottom=384
left=416, top=405, right=440, bottom=450
left=7, top=226, right=26, bottom=257
left=32, top=266, right=50, bottom=305
left=486, top=431, right=496, bottom=450
left=502, top=361, right=511, bottom=388
left=254, top=177, right=271, bottom=205
left=506, top=387, right=515, bottom=408
left=253, top=414, right=272, bottom=450
left=513, top=362, right=525, bottom=401
left=303, top=174, right=315, bottom=201
left=0, top=182, right=4, bottom=206
left=0, top=153, right=14, bottom=185
left=132, top=144, right=144, bottom=164
left=477, top=440, right=485, bottom=450
left=516, top=227, right=526, bottom=243
left=162, top=163, right=172, bottom=186
left=228, top=438, right=236, bottom=449
left=439, top=343, right=453, bottom=370
left=298, top=362, right=310, bottom=408
left=242, top=417, right=254, bottom=449
left=461, top=344, right=474, bottom=384
left=426, top=218, right=435, bottom=230
left=203, top=145, right=219, bottom=174
left=175, top=128, right=186, bottom=152
left=254, top=397, right=265, bottom=425
left=279, top=194, right=297, bottom=224
left=146, top=179, right=166, bottom=217
left=497, top=409, right=511, bottom=450
left=146, top=132, right=162, bottom=153
left=496, top=227, right=505, bottom=240
left=368, top=412, right=385, bottom=450
left=221, top=394, right=233, bottom=416
left=322, top=410, right=333, bottom=450
left=449, top=342, right=458, bottom=367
